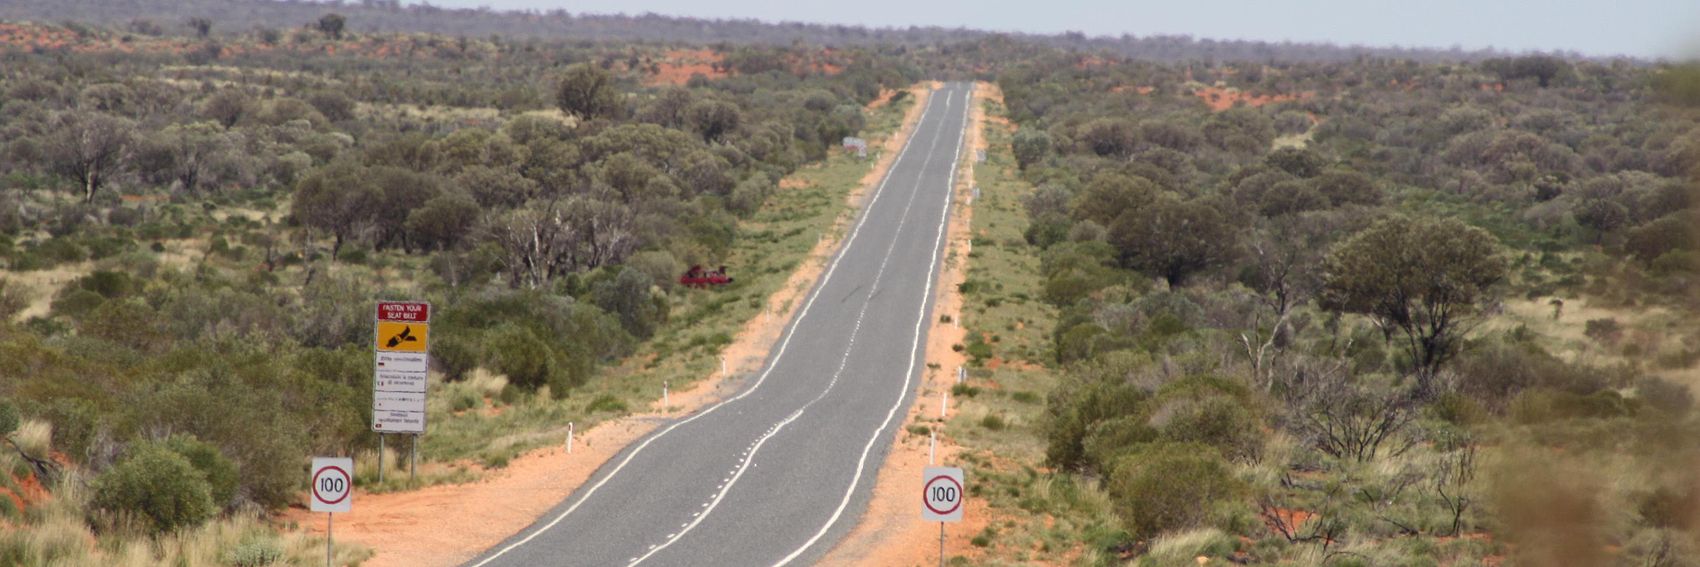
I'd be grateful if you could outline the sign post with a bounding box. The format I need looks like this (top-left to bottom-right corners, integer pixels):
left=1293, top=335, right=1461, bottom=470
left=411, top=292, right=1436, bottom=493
left=373, top=301, right=430, bottom=483
left=922, top=466, right=964, bottom=567
left=310, top=457, right=353, bottom=567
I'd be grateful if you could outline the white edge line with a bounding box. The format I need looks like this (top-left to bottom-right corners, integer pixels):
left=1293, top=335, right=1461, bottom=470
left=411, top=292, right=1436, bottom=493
left=772, top=84, right=974, bottom=566
left=467, top=87, right=947, bottom=567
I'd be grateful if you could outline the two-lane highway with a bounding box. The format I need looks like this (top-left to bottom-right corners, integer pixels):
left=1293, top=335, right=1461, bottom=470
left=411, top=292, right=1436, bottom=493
left=467, top=82, right=974, bottom=567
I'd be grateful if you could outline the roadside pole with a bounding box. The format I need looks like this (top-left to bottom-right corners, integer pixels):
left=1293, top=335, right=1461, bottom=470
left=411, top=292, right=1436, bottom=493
left=922, top=467, right=964, bottom=567
left=373, top=301, right=430, bottom=484
left=310, top=457, right=353, bottom=567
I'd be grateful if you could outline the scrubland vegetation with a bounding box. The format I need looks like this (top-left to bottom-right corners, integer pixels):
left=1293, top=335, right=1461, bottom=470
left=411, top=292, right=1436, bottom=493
left=1, top=1, right=1698, bottom=566
left=0, top=9, right=916, bottom=562
left=935, top=50, right=1700, bottom=566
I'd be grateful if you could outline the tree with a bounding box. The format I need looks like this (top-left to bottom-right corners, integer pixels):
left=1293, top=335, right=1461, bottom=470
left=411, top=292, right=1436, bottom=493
left=188, top=17, right=212, bottom=38
left=291, top=162, right=380, bottom=260
left=42, top=112, right=136, bottom=204
left=1240, top=214, right=1337, bottom=389
left=406, top=191, right=481, bottom=251
left=200, top=89, right=253, bottom=128
left=685, top=99, right=741, bottom=143
left=317, top=13, right=347, bottom=40
left=556, top=63, right=623, bottom=121
left=483, top=201, right=578, bottom=289
left=591, top=267, right=668, bottom=339
left=1070, top=173, right=1157, bottom=227
left=1077, top=118, right=1136, bottom=158
left=1012, top=129, right=1051, bottom=170
left=1574, top=199, right=1628, bottom=241
left=1109, top=194, right=1237, bottom=287
left=1321, top=216, right=1506, bottom=390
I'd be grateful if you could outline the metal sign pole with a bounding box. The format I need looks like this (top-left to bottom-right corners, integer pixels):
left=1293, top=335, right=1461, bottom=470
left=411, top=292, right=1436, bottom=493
left=377, top=434, right=385, bottom=484
left=938, top=522, right=945, bottom=567
left=410, top=435, right=418, bottom=483
left=326, top=512, right=334, bottom=567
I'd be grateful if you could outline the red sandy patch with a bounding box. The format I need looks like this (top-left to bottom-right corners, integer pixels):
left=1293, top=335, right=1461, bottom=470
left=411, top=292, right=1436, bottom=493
left=864, top=88, right=897, bottom=111
left=644, top=49, right=728, bottom=86
left=1192, top=86, right=1314, bottom=112
left=1263, top=507, right=1316, bottom=534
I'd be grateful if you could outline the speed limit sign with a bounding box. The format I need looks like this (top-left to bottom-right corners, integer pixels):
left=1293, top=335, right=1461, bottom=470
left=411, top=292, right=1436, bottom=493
left=921, top=466, right=963, bottom=522
left=310, top=457, right=353, bottom=513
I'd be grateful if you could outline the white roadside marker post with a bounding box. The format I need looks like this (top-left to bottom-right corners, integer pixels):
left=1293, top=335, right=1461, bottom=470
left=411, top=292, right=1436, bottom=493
left=929, top=431, right=936, bottom=465
left=566, top=422, right=574, bottom=454
left=940, top=389, right=949, bottom=419
left=663, top=381, right=670, bottom=409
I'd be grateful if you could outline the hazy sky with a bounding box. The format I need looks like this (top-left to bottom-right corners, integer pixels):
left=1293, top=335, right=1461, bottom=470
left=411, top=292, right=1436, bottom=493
left=411, top=0, right=1699, bottom=59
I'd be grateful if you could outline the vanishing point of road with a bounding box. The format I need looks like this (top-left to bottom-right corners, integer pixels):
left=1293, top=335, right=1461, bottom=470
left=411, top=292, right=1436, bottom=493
left=466, top=82, right=974, bottom=567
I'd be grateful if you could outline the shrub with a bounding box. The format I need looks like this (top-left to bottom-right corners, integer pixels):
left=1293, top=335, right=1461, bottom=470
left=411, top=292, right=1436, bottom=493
left=91, top=445, right=216, bottom=534
left=1106, top=443, right=1244, bottom=539
left=585, top=394, right=628, bottom=414
left=431, top=335, right=481, bottom=382
left=1152, top=394, right=1262, bottom=462
left=1583, top=318, right=1623, bottom=344
left=224, top=539, right=285, bottom=567
left=0, top=400, right=17, bottom=438
left=160, top=436, right=240, bottom=510
left=485, top=324, right=556, bottom=391
left=1635, top=376, right=1693, bottom=416
left=1044, top=355, right=1151, bottom=471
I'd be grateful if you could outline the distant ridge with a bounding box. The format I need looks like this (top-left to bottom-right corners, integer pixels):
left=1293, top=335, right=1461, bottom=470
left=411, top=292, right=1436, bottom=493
left=0, top=0, right=1606, bottom=63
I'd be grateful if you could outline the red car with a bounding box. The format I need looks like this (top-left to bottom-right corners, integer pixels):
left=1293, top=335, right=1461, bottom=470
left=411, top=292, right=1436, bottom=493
left=680, top=265, right=734, bottom=288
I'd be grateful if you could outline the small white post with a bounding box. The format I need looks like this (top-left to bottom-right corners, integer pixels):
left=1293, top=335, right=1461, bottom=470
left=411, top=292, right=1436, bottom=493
left=940, top=389, right=949, bottom=419
left=957, top=366, right=965, bottom=384
left=565, top=422, right=574, bottom=454
left=663, top=381, right=670, bottom=409
left=721, top=356, right=727, bottom=376
left=928, top=430, right=936, bottom=465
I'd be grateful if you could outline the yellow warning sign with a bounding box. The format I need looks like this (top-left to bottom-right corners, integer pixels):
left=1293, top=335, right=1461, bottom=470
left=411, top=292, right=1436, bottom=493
left=375, top=321, right=429, bottom=353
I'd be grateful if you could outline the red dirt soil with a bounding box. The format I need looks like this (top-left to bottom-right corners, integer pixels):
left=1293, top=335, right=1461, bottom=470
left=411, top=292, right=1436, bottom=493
left=644, top=48, right=728, bottom=86
left=1192, top=86, right=1314, bottom=112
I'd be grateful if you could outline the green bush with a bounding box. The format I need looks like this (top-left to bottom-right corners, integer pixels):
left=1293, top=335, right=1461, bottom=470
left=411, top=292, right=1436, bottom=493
left=486, top=324, right=557, bottom=391
left=1152, top=395, right=1262, bottom=461
left=1106, top=443, right=1244, bottom=539
left=50, top=289, right=106, bottom=319
left=91, top=445, right=216, bottom=534
left=585, top=394, right=628, bottom=414
left=0, top=400, right=16, bottom=438
left=431, top=334, right=481, bottom=382
left=224, top=539, right=284, bottom=567
left=1043, top=355, right=1151, bottom=471
left=160, top=436, right=240, bottom=510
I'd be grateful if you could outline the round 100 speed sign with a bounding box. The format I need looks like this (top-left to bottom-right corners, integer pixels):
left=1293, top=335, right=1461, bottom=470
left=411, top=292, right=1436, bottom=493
left=310, top=457, right=353, bottom=514
left=921, top=466, right=964, bottom=522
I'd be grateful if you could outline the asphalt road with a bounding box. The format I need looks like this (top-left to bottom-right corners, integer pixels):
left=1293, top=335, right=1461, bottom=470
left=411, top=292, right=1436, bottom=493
left=467, top=82, right=973, bottom=567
